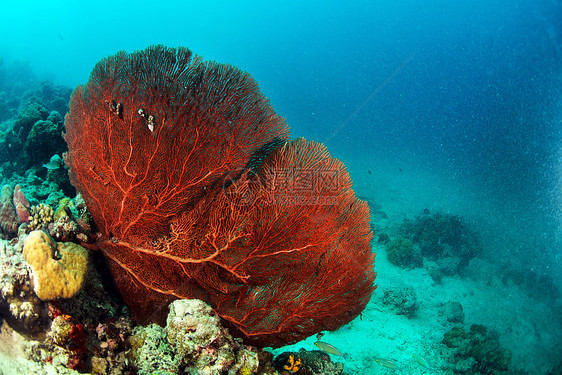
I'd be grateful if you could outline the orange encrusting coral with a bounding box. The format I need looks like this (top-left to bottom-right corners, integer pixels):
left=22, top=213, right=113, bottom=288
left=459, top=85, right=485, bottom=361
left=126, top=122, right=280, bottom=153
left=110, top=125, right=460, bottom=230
left=64, top=45, right=375, bottom=348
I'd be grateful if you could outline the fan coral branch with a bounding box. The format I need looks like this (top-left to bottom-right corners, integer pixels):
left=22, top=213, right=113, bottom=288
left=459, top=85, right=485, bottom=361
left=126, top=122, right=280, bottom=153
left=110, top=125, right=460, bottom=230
left=64, top=45, right=375, bottom=347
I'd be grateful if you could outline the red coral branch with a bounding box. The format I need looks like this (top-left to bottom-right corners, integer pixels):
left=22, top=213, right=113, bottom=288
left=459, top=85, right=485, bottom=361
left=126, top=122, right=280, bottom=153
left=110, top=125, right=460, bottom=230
left=64, top=45, right=375, bottom=347
left=65, top=46, right=288, bottom=243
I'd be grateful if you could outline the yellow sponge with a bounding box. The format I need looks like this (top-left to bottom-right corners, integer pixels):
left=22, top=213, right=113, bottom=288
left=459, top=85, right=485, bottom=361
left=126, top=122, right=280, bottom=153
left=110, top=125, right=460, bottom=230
left=23, top=230, right=88, bottom=300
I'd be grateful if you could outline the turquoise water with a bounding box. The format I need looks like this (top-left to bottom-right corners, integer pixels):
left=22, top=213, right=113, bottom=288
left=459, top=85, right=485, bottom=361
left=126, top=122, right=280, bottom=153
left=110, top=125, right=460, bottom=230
left=0, top=1, right=561, bottom=374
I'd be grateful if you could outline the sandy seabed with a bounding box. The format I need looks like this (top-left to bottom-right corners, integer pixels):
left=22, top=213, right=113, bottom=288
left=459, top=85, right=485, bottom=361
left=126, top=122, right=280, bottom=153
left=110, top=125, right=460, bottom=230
left=0, top=151, right=560, bottom=375
left=272, top=155, right=562, bottom=374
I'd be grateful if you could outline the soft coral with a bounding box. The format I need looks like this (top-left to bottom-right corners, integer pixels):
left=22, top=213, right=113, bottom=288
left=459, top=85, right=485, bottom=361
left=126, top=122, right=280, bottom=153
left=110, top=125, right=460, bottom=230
left=64, top=45, right=375, bottom=347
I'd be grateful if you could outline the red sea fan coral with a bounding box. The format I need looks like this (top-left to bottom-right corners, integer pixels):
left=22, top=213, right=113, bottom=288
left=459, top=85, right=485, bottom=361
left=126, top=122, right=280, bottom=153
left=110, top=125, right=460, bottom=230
left=64, top=45, right=375, bottom=347
left=64, top=46, right=288, bottom=241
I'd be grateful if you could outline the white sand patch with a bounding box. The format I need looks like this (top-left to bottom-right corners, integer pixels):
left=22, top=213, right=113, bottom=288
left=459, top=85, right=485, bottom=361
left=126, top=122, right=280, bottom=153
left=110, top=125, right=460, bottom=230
left=274, top=246, right=561, bottom=374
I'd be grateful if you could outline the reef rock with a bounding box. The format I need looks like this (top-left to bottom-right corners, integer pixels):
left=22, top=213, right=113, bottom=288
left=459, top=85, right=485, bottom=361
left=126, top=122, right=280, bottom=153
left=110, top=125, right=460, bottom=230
left=0, top=239, right=49, bottom=337
left=0, top=185, right=20, bottom=236
left=440, top=301, right=465, bottom=323
left=382, top=285, right=419, bottom=318
left=442, top=324, right=512, bottom=373
left=399, top=212, right=481, bottom=275
left=166, top=299, right=259, bottom=374
left=132, top=299, right=259, bottom=375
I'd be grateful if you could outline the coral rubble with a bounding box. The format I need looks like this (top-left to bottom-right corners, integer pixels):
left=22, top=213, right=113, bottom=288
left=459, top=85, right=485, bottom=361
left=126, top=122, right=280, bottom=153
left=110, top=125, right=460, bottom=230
left=381, top=285, right=419, bottom=318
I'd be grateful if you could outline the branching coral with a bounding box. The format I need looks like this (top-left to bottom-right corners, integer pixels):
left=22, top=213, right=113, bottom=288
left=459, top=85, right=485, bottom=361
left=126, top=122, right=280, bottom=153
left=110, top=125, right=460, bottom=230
left=28, top=203, right=54, bottom=231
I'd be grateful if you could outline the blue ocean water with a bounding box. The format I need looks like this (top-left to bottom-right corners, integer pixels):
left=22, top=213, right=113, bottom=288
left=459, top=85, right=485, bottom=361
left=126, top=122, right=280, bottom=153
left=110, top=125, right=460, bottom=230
left=1, top=0, right=561, bottom=373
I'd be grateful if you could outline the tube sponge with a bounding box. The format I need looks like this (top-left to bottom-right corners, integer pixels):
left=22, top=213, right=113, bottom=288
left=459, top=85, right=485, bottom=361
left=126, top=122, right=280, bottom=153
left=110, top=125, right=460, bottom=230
left=23, top=230, right=88, bottom=300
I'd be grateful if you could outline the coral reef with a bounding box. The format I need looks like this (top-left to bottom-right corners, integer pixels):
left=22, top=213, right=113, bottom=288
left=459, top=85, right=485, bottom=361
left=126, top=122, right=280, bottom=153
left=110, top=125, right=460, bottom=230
left=4, top=196, right=284, bottom=374
left=27, top=203, right=53, bottom=230
left=385, top=237, right=418, bottom=267
left=27, top=307, right=91, bottom=372
left=442, top=324, right=512, bottom=373
left=49, top=209, right=78, bottom=242
left=8, top=102, right=48, bottom=141
left=32, top=81, right=73, bottom=117
left=55, top=253, right=122, bottom=324
left=0, top=99, right=75, bottom=201
left=273, top=349, right=345, bottom=375
left=130, top=299, right=265, bottom=375
left=48, top=313, right=86, bottom=352
left=377, top=232, right=390, bottom=244
left=23, top=111, right=66, bottom=164
left=23, top=230, right=89, bottom=300
left=2, top=187, right=94, bottom=243
left=64, top=45, right=375, bottom=347
left=4, top=265, right=279, bottom=375
left=166, top=299, right=259, bottom=374
left=399, top=212, right=481, bottom=275
left=0, top=89, right=70, bottom=180
left=130, top=323, right=177, bottom=374
left=0, top=103, right=47, bottom=174
left=24, top=259, right=132, bottom=373
left=28, top=194, right=96, bottom=243
left=0, top=59, right=71, bottom=123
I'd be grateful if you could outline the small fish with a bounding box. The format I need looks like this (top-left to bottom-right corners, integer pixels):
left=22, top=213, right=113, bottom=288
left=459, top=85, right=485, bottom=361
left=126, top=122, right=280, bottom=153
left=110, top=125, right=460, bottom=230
left=105, top=99, right=123, bottom=118
left=375, top=358, right=400, bottom=369
left=314, top=341, right=345, bottom=358
left=413, top=354, right=433, bottom=370
left=42, top=161, right=60, bottom=170
left=138, top=108, right=155, bottom=132
left=147, top=115, right=155, bottom=132
left=43, top=154, right=63, bottom=170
